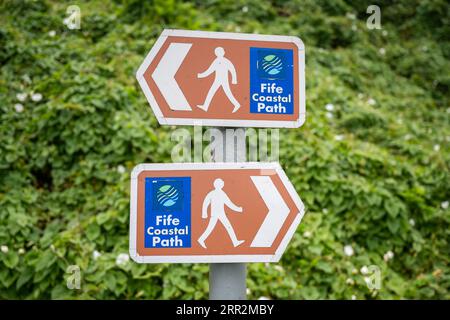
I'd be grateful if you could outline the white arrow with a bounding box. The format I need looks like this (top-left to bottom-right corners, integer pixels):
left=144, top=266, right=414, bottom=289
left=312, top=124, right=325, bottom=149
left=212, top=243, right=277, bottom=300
left=250, top=176, right=290, bottom=247
left=152, top=42, right=192, bottom=111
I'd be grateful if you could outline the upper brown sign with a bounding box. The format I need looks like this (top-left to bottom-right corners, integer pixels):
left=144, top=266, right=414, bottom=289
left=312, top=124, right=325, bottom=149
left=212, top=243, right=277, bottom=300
left=136, top=29, right=305, bottom=128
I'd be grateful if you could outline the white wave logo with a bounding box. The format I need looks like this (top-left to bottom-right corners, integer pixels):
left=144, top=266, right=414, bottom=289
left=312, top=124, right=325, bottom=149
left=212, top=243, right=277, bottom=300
left=261, top=54, right=283, bottom=75
left=156, top=185, right=179, bottom=207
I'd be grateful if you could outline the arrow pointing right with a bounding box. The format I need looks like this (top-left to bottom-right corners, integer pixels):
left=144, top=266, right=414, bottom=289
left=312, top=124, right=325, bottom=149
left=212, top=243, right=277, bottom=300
left=250, top=176, right=290, bottom=247
left=152, top=42, right=192, bottom=111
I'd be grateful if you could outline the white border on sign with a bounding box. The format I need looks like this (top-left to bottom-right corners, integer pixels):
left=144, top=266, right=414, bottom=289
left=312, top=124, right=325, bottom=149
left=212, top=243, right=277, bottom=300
left=129, top=162, right=306, bottom=263
left=136, top=29, right=306, bottom=128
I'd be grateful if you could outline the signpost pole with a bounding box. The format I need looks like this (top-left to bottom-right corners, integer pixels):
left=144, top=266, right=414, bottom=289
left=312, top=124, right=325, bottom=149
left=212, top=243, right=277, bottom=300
left=209, top=127, right=247, bottom=300
left=210, top=263, right=246, bottom=300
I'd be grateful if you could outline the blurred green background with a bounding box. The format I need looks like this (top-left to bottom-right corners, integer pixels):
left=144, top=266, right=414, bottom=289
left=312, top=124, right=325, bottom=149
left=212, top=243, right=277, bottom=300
left=0, top=0, right=449, bottom=299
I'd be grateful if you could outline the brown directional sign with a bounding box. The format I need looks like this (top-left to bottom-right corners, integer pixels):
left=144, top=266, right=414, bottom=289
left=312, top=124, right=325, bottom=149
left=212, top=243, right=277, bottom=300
left=136, top=29, right=305, bottom=128
left=129, top=163, right=305, bottom=263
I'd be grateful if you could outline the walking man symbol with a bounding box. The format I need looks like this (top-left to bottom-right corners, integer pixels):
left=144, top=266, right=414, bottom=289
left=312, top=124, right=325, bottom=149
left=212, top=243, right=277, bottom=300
left=198, top=178, right=245, bottom=248
left=197, top=47, right=241, bottom=113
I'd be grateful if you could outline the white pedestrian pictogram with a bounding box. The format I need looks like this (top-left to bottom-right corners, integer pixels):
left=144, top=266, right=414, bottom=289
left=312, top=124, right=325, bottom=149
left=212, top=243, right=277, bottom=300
left=198, top=178, right=244, bottom=248
left=197, top=47, right=241, bottom=113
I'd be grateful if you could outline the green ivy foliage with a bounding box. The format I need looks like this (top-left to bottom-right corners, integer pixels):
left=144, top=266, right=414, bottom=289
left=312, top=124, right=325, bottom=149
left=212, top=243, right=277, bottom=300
left=0, top=0, right=448, bottom=299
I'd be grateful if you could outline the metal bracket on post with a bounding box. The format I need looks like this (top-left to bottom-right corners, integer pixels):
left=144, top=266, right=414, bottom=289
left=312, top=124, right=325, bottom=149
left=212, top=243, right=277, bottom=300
left=209, top=127, right=247, bottom=300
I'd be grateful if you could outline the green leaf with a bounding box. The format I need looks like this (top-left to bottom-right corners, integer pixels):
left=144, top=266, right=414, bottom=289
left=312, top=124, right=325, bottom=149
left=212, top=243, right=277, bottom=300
left=96, top=212, right=110, bottom=225
left=384, top=198, right=400, bottom=217
left=3, top=251, right=19, bottom=268
left=104, top=272, right=116, bottom=291
left=86, top=223, right=101, bottom=241
left=51, top=284, right=71, bottom=299
left=35, top=251, right=57, bottom=272
left=316, top=261, right=333, bottom=273
left=16, top=268, right=33, bottom=290
left=387, top=218, right=400, bottom=234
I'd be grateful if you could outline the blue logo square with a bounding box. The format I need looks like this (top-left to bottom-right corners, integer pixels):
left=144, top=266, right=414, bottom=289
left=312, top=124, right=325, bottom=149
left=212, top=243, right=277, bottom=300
left=250, top=47, right=294, bottom=115
left=144, top=177, right=191, bottom=248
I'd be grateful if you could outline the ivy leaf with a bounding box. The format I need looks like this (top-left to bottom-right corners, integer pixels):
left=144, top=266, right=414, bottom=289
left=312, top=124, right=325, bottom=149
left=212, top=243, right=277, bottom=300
left=86, top=224, right=101, bottom=241
left=104, top=272, right=116, bottom=291
left=384, top=198, right=400, bottom=217
left=35, top=250, right=57, bottom=272
left=316, top=261, right=333, bottom=273
left=387, top=218, right=400, bottom=234
left=3, top=251, right=19, bottom=268
left=16, top=268, right=33, bottom=290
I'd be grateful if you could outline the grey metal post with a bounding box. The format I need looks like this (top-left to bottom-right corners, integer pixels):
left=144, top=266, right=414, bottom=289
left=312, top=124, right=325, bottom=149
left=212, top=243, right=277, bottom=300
left=209, top=127, right=247, bottom=300
left=210, top=263, right=246, bottom=300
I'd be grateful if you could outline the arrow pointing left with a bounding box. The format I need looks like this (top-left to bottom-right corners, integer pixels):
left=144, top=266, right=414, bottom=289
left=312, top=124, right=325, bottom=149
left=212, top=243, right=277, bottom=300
left=152, top=42, right=192, bottom=111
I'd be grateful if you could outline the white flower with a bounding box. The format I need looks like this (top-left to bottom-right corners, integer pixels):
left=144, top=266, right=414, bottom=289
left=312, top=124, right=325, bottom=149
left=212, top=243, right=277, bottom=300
left=116, top=253, right=129, bottom=266
left=18, top=248, right=25, bottom=254
left=325, top=103, right=334, bottom=111
left=351, top=268, right=358, bottom=274
left=351, top=295, right=357, bottom=300
left=326, top=112, right=333, bottom=119
left=1, top=245, right=9, bottom=253
left=409, top=219, right=415, bottom=226
left=360, top=266, right=369, bottom=274
left=117, top=165, right=126, bottom=174
left=346, top=278, right=354, bottom=285
left=258, top=296, right=271, bottom=300
left=346, top=12, right=356, bottom=20
left=379, top=48, right=386, bottom=55
left=433, top=144, right=440, bottom=152
left=382, top=30, right=388, bottom=37
left=367, top=98, right=376, bottom=106
left=242, top=6, right=248, bottom=13
left=63, top=18, right=69, bottom=25
left=441, top=201, right=449, bottom=209
left=92, top=250, right=102, bottom=260
left=31, top=93, right=43, bottom=102
left=16, top=93, right=27, bottom=102
left=383, top=250, right=394, bottom=262
left=246, top=288, right=251, bottom=295
left=274, top=265, right=284, bottom=272
left=344, top=245, right=354, bottom=257
left=335, top=135, right=344, bottom=141
left=364, top=276, right=371, bottom=284
left=322, top=208, right=329, bottom=214
left=14, top=103, right=24, bottom=113
left=49, top=30, right=56, bottom=37
left=303, top=231, right=312, bottom=238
